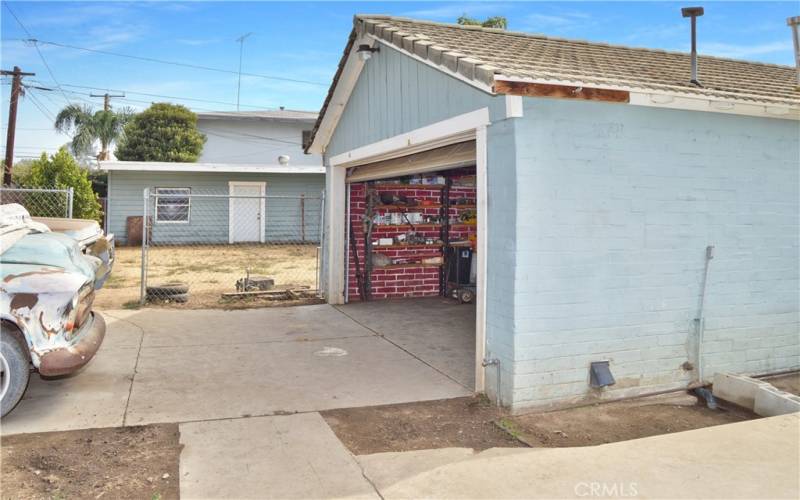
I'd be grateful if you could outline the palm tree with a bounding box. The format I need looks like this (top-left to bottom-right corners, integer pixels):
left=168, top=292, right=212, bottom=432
left=55, top=104, right=135, bottom=160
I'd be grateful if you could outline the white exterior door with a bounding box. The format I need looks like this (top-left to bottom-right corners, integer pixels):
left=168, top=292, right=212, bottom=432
left=229, top=182, right=265, bottom=243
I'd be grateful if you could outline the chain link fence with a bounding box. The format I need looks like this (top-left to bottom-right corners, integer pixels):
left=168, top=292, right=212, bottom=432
left=140, top=188, right=324, bottom=307
left=0, top=187, right=74, bottom=218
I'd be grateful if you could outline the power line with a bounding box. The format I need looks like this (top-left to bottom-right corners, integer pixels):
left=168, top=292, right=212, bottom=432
left=26, top=83, right=309, bottom=145
left=21, top=38, right=328, bottom=86
left=3, top=3, right=74, bottom=105
left=202, top=128, right=301, bottom=146
left=25, top=90, right=56, bottom=122
left=32, top=80, right=278, bottom=109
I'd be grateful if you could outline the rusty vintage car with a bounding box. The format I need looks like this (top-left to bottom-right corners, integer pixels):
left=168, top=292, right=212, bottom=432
left=1, top=204, right=114, bottom=417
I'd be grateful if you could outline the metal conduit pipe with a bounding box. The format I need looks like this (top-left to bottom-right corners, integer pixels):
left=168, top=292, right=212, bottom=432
left=694, top=245, right=715, bottom=384
left=482, top=357, right=501, bottom=407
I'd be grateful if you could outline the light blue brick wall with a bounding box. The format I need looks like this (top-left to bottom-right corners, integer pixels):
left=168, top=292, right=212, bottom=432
left=510, top=97, right=800, bottom=409
left=107, top=171, right=324, bottom=245
left=485, top=119, right=518, bottom=405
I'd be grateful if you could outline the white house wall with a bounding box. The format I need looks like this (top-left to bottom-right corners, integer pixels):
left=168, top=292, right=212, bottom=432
left=198, top=118, right=321, bottom=166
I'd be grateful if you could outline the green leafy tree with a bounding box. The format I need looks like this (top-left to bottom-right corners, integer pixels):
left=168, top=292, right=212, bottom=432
left=114, top=103, right=206, bottom=162
left=16, top=148, right=102, bottom=221
left=457, top=15, right=508, bottom=29
left=55, top=104, right=134, bottom=160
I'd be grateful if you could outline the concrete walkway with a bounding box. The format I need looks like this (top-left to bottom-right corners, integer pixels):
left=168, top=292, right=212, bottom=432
left=337, top=297, right=476, bottom=388
left=1, top=304, right=469, bottom=434
left=357, top=413, right=800, bottom=499
left=5, top=304, right=796, bottom=499
left=180, top=413, right=378, bottom=499
left=176, top=411, right=799, bottom=499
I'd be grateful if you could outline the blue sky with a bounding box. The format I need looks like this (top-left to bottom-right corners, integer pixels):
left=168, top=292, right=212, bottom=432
left=2, top=1, right=797, bottom=159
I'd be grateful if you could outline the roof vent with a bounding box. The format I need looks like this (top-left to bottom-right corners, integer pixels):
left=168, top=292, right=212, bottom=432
left=788, top=16, right=800, bottom=88
left=681, top=6, right=704, bottom=87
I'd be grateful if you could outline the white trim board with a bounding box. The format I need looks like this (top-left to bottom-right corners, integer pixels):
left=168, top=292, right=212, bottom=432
left=325, top=108, right=490, bottom=394
left=228, top=181, right=266, bottom=244
left=100, top=161, right=325, bottom=174
left=329, top=108, right=491, bottom=168
left=307, top=35, right=372, bottom=155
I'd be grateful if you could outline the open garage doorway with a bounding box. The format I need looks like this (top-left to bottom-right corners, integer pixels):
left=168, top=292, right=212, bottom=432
left=336, top=142, right=481, bottom=390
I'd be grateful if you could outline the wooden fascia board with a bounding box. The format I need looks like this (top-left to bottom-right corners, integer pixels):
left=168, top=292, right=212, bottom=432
left=494, top=77, right=800, bottom=120
left=494, top=79, right=630, bottom=103
left=307, top=36, right=370, bottom=155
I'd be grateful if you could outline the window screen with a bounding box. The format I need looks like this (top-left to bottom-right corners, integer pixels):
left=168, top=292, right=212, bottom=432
left=155, top=187, right=190, bottom=223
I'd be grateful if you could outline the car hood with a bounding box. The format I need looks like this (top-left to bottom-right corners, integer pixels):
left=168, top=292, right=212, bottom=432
left=1, top=262, right=90, bottom=296
left=1, top=232, right=98, bottom=284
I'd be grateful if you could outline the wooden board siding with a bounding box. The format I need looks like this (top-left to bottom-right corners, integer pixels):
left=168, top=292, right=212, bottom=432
left=107, top=170, right=324, bottom=245
left=326, top=45, right=505, bottom=158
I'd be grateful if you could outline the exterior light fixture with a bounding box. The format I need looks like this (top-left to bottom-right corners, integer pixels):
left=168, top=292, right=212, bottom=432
left=278, top=155, right=290, bottom=166
left=357, top=44, right=380, bottom=61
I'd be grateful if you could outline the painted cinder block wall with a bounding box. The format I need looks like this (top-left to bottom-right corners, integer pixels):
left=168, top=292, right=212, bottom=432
left=107, top=171, right=324, bottom=245
left=509, top=97, right=800, bottom=410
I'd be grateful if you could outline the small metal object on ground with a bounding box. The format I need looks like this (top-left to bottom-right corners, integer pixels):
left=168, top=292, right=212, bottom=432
left=222, top=285, right=314, bottom=301
left=236, top=275, right=275, bottom=292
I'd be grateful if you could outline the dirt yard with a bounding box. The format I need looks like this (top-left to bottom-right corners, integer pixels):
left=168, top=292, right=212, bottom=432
left=1, top=424, right=181, bottom=500
left=503, top=391, right=757, bottom=448
left=95, top=244, right=319, bottom=309
left=324, top=392, right=761, bottom=454
left=322, top=396, right=526, bottom=454
left=761, top=372, right=800, bottom=396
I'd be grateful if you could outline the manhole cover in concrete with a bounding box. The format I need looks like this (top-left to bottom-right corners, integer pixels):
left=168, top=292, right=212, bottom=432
left=315, top=347, right=348, bottom=357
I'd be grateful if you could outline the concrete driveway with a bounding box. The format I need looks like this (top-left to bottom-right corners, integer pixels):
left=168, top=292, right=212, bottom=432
left=1, top=304, right=470, bottom=435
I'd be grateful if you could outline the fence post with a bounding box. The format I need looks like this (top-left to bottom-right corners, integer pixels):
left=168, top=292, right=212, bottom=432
left=67, top=187, right=74, bottom=218
left=300, top=193, right=306, bottom=242
left=140, top=187, right=149, bottom=305
left=317, top=189, right=325, bottom=296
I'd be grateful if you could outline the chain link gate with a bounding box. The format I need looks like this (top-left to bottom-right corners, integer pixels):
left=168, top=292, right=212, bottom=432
left=140, top=187, right=324, bottom=307
left=0, top=187, right=74, bottom=218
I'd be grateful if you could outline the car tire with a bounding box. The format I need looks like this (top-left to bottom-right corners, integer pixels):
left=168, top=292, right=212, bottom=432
left=166, top=292, right=189, bottom=303
left=146, top=282, right=189, bottom=297
left=1, top=325, right=30, bottom=418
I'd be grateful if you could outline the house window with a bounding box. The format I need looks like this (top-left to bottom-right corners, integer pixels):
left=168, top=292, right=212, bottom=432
left=155, top=188, right=190, bottom=223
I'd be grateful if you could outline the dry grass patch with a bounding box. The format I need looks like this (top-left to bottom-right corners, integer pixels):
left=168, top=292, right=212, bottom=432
left=95, top=244, right=319, bottom=310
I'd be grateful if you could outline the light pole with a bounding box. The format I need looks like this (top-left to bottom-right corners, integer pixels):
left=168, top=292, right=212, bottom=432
left=235, top=32, right=253, bottom=111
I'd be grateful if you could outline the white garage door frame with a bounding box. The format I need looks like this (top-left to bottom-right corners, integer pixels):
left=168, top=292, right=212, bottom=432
left=228, top=181, right=266, bottom=244
left=326, top=107, right=490, bottom=392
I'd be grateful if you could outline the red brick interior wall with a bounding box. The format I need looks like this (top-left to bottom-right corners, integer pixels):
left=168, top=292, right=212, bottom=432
left=346, top=168, right=476, bottom=301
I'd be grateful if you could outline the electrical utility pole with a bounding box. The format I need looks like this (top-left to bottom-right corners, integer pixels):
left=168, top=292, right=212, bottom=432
left=1, top=66, right=35, bottom=186
left=235, top=32, right=253, bottom=111
left=90, top=92, right=125, bottom=111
